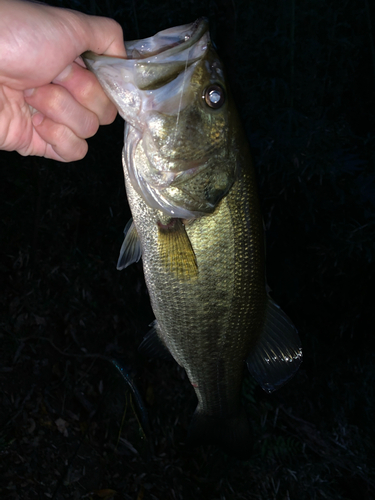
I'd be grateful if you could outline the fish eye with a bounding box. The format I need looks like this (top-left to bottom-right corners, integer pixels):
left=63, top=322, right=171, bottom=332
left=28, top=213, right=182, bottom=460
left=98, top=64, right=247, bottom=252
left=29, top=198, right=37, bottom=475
left=203, top=84, right=225, bottom=109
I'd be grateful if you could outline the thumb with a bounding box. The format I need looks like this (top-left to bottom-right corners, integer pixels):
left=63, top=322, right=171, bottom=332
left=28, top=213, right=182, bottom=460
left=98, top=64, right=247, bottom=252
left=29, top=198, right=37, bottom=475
left=75, top=12, right=127, bottom=57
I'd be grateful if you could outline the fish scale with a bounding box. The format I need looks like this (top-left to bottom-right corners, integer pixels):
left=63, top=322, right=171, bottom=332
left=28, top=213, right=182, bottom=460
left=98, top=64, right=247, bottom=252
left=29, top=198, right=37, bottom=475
left=82, top=18, right=302, bottom=458
left=124, top=128, right=265, bottom=419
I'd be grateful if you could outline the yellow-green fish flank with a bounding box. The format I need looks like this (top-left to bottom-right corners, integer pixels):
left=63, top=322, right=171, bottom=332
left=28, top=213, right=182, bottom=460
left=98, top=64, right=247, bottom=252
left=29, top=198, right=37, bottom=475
left=83, top=18, right=302, bottom=457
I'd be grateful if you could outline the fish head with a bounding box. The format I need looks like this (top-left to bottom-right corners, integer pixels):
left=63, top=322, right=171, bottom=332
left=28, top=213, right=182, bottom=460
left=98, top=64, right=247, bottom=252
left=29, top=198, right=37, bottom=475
left=83, top=19, right=238, bottom=218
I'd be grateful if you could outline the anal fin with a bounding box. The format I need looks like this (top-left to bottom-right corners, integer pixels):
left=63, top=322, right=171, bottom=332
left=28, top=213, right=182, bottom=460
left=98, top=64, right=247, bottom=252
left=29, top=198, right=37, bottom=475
left=247, top=298, right=302, bottom=393
left=138, top=320, right=175, bottom=362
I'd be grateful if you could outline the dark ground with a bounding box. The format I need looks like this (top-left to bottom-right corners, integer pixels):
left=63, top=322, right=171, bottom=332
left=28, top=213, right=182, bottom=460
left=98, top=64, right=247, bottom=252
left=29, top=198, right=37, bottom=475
left=1, top=0, right=375, bottom=498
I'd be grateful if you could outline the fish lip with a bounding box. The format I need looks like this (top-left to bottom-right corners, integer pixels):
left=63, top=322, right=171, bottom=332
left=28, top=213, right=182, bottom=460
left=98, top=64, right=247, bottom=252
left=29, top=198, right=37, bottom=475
left=82, top=18, right=210, bottom=101
left=124, top=18, right=209, bottom=60
left=82, top=18, right=209, bottom=67
left=83, top=19, right=227, bottom=219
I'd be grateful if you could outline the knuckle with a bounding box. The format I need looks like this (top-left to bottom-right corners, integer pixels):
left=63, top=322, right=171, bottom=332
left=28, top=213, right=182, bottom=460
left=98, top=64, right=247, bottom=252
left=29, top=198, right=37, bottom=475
left=83, top=113, right=99, bottom=139
left=47, top=85, right=67, bottom=115
left=111, top=20, right=124, bottom=41
left=48, top=121, right=71, bottom=145
left=79, top=72, right=97, bottom=101
left=56, top=133, right=88, bottom=162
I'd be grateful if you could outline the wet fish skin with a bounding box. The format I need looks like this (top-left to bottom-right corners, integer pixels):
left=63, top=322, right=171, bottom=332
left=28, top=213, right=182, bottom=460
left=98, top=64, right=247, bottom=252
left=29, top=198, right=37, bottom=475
left=82, top=19, right=302, bottom=458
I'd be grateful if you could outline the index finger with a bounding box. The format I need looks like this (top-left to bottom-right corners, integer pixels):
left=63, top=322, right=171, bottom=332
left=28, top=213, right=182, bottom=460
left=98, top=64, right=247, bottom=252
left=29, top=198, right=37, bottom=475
left=51, top=61, right=117, bottom=125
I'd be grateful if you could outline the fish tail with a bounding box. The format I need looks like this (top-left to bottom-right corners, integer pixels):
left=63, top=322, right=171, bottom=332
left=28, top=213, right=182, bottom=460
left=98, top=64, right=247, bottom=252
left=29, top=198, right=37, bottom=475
left=187, top=406, right=252, bottom=459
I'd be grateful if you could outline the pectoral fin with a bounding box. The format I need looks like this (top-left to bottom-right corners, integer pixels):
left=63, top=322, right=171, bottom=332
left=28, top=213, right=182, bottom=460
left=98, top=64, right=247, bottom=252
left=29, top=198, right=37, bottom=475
left=157, top=218, right=198, bottom=280
left=246, top=298, right=302, bottom=393
left=117, top=218, right=142, bottom=270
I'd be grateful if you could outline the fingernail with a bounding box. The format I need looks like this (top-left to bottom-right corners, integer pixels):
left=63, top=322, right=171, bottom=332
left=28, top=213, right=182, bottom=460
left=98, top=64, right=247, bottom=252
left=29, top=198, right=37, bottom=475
left=32, top=113, right=45, bottom=127
left=24, top=88, right=35, bottom=97
left=53, top=64, right=73, bottom=83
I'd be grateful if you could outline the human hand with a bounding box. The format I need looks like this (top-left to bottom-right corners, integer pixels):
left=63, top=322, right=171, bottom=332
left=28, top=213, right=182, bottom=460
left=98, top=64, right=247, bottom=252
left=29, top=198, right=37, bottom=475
left=0, top=0, right=126, bottom=162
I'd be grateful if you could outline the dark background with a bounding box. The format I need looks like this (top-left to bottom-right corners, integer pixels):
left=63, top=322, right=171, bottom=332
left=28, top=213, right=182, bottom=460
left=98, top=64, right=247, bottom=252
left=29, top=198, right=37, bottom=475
left=1, top=0, right=374, bottom=498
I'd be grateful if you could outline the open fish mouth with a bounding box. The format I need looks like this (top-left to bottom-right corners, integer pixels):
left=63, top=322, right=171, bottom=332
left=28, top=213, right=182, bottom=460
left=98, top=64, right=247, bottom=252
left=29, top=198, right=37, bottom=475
left=82, top=19, right=234, bottom=218
left=124, top=18, right=209, bottom=61
left=82, top=19, right=210, bottom=119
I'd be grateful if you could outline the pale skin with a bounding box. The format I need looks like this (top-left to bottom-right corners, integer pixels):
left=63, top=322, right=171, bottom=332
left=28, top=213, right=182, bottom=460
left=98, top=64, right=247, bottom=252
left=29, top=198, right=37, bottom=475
left=0, top=0, right=126, bottom=162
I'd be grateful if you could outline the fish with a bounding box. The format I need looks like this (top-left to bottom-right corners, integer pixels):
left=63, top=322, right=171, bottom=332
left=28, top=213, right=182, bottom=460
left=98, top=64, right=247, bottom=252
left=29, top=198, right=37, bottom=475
left=82, top=18, right=302, bottom=458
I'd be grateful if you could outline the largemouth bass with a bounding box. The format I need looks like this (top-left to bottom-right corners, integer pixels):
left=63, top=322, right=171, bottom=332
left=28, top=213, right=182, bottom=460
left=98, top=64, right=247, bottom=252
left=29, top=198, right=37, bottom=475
left=83, top=18, right=302, bottom=457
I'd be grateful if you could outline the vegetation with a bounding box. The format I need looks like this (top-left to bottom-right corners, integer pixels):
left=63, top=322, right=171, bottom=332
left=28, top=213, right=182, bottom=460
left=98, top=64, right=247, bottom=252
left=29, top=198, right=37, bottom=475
left=1, top=0, right=374, bottom=498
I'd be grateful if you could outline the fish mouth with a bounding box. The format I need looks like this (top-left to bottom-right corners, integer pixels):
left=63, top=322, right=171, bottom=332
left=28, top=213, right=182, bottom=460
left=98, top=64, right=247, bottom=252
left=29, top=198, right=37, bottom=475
left=82, top=20, right=230, bottom=219
left=124, top=18, right=209, bottom=61
left=82, top=19, right=210, bottom=96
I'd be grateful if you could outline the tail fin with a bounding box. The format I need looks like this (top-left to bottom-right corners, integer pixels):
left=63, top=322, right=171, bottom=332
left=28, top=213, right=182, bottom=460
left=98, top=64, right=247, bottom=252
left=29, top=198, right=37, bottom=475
left=187, top=406, right=253, bottom=459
